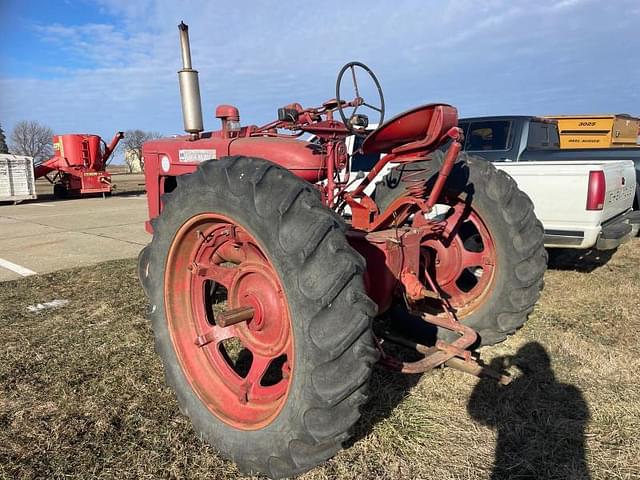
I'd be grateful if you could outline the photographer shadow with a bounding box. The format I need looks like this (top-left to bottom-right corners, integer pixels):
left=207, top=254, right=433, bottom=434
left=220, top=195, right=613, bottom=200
left=468, top=342, right=591, bottom=479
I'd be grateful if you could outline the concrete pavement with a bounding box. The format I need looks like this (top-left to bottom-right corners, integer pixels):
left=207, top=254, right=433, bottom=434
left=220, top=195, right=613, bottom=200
left=0, top=194, right=150, bottom=281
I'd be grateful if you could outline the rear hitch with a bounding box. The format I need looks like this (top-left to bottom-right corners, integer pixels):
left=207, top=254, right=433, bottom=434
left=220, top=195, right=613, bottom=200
left=378, top=326, right=512, bottom=385
left=378, top=262, right=511, bottom=384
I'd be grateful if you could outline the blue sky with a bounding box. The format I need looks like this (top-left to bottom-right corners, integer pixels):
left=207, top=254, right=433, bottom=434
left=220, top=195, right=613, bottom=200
left=1, top=0, right=639, bottom=151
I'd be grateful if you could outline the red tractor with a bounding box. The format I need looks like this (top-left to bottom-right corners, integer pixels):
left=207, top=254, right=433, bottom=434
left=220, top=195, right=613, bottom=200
left=138, top=23, right=546, bottom=478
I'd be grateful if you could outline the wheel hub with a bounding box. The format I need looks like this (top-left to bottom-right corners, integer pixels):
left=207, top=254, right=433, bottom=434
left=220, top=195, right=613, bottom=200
left=421, top=202, right=497, bottom=313
left=426, top=239, right=464, bottom=285
left=229, top=263, right=290, bottom=357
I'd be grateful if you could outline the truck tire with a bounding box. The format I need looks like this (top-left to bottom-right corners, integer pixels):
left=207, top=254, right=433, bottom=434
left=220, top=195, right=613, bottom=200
left=53, top=183, right=67, bottom=199
left=372, top=151, right=547, bottom=346
left=141, top=156, right=378, bottom=478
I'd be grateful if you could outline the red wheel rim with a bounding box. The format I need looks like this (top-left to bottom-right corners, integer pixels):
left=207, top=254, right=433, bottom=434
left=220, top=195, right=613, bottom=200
left=164, top=213, right=293, bottom=430
left=421, top=200, right=497, bottom=316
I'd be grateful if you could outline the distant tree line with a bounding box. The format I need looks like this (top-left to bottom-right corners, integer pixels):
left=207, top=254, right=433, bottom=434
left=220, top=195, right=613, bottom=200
left=7, top=120, right=54, bottom=163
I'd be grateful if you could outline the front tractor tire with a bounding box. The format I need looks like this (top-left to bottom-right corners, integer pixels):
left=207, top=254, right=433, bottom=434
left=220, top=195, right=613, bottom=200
left=373, top=151, right=547, bottom=346
left=141, top=156, right=378, bottom=478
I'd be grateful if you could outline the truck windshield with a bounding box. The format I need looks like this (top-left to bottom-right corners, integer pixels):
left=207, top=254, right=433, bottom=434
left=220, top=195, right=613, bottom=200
left=464, top=121, right=512, bottom=151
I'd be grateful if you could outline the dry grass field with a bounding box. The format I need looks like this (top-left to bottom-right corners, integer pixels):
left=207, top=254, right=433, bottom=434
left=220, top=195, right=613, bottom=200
left=1, top=239, right=638, bottom=479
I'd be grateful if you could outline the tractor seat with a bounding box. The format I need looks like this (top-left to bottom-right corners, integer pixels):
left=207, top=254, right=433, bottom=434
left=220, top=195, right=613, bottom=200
left=361, top=103, right=458, bottom=155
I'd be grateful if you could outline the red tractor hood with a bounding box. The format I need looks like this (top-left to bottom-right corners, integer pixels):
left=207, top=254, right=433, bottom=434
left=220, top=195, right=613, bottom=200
left=144, top=134, right=327, bottom=183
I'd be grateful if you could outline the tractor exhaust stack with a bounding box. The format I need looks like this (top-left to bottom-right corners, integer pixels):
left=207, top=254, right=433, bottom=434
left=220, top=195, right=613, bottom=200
left=177, top=22, right=204, bottom=137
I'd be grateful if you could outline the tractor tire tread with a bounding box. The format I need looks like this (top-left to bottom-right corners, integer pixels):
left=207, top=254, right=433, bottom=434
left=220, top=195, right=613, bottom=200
left=143, top=156, right=377, bottom=479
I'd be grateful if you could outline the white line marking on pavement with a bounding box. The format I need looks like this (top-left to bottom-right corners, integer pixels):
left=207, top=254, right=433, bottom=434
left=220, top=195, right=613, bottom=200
left=29, top=203, right=54, bottom=207
left=0, top=258, right=37, bottom=276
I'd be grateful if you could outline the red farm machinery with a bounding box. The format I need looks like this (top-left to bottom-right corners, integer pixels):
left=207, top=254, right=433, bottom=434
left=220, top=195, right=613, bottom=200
left=137, top=23, right=546, bottom=478
left=34, top=131, right=123, bottom=198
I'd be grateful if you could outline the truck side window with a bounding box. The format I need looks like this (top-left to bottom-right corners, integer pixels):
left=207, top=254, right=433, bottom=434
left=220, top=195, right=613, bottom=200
left=465, top=121, right=512, bottom=151
left=527, top=122, right=560, bottom=150
left=548, top=125, right=561, bottom=148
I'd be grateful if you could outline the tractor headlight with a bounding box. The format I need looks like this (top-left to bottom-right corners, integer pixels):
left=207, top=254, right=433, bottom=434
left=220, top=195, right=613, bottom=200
left=161, top=155, right=171, bottom=173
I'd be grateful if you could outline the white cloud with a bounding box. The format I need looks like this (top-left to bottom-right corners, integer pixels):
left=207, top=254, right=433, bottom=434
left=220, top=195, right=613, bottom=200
left=552, top=0, right=588, bottom=10
left=1, top=0, right=638, bottom=145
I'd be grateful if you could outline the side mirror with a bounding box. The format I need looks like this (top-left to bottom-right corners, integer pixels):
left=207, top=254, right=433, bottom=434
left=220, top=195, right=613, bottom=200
left=355, top=170, right=365, bottom=179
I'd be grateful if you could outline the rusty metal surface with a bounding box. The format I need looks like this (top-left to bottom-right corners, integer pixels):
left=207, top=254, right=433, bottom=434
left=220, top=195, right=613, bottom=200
left=378, top=311, right=477, bottom=375
left=217, top=306, right=255, bottom=328
left=444, top=357, right=512, bottom=385
left=379, top=328, right=510, bottom=384
left=165, top=212, right=293, bottom=429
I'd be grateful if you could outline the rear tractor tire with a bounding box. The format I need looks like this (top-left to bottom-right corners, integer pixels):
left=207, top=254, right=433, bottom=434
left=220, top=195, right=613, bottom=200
left=373, top=151, right=547, bottom=346
left=141, top=156, right=378, bottom=478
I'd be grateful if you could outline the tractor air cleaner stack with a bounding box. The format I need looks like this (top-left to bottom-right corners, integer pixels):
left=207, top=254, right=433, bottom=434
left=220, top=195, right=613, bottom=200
left=177, top=21, right=204, bottom=136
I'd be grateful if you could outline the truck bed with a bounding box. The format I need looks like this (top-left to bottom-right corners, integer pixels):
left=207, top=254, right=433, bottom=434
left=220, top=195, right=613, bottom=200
left=520, top=146, right=640, bottom=166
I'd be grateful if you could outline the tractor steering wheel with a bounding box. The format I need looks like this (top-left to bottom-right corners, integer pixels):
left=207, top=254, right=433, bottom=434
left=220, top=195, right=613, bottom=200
left=336, top=61, right=385, bottom=134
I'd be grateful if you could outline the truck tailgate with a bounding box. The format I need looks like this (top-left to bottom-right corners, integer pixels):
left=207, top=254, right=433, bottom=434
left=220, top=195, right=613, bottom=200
left=600, top=161, right=637, bottom=219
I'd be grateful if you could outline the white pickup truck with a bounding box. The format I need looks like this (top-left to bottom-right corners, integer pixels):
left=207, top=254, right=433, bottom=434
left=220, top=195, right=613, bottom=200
left=340, top=124, right=640, bottom=250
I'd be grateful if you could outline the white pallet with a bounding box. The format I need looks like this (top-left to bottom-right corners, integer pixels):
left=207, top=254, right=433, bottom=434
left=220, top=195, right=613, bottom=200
left=0, top=154, right=37, bottom=202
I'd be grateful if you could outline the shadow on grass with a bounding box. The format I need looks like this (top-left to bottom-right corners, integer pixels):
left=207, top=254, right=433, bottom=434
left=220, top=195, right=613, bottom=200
left=346, top=367, right=422, bottom=448
left=468, top=342, right=591, bottom=480
left=347, top=307, right=430, bottom=446
left=547, top=247, right=616, bottom=273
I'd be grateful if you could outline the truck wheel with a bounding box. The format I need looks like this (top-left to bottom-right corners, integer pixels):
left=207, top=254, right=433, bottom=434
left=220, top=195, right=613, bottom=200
left=142, top=156, right=378, bottom=478
left=373, top=151, right=547, bottom=346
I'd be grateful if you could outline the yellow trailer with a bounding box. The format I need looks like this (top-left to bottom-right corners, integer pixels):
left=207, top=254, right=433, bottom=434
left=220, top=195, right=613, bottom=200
left=545, top=114, right=640, bottom=149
